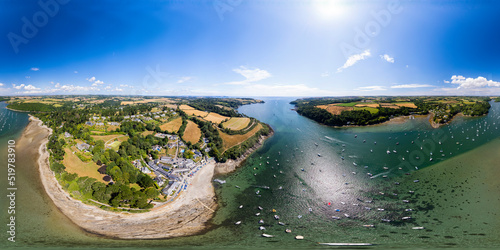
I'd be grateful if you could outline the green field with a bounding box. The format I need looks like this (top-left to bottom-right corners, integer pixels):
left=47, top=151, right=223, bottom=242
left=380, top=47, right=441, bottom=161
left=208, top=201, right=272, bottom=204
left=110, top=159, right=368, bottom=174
left=335, top=102, right=358, bottom=107
left=354, top=106, right=379, bottom=114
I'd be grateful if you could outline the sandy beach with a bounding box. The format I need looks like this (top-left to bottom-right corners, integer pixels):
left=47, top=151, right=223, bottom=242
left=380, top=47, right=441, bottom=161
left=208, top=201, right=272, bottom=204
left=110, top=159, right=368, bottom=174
left=27, top=116, right=219, bottom=239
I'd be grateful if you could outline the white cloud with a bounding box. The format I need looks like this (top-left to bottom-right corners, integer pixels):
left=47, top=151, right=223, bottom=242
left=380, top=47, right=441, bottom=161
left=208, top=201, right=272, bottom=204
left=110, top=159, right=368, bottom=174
left=30, top=67, right=39, bottom=71
left=390, top=84, right=434, bottom=89
left=177, top=76, right=192, bottom=84
left=86, top=76, right=96, bottom=82
left=94, top=80, right=104, bottom=84
left=25, top=76, right=30, bottom=79
left=355, top=85, right=386, bottom=91
left=321, top=72, right=330, bottom=77
left=450, top=75, right=500, bottom=89
left=0, top=83, right=3, bottom=87
left=114, top=87, right=123, bottom=92
left=104, top=86, right=112, bottom=90
left=13, top=84, right=25, bottom=89
left=380, top=54, right=394, bottom=63
left=55, top=83, right=60, bottom=88
left=226, top=66, right=272, bottom=85
left=443, top=80, right=450, bottom=83
left=337, top=49, right=371, bottom=73
left=74, top=71, right=78, bottom=74
left=24, top=84, right=40, bottom=90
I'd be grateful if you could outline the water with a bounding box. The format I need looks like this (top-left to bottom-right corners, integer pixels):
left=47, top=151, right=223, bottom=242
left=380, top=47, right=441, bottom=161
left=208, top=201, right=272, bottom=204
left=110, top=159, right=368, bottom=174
left=1, top=99, right=500, bottom=249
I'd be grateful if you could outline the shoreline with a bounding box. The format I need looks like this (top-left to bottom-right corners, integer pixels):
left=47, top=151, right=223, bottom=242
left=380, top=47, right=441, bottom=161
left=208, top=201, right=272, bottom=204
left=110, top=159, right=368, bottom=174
left=214, top=125, right=274, bottom=175
left=29, top=115, right=218, bottom=239
left=30, top=115, right=273, bottom=239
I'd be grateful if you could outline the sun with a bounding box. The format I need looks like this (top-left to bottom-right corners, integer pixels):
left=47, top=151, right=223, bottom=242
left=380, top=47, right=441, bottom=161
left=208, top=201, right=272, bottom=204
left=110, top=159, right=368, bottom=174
left=313, top=0, right=349, bottom=21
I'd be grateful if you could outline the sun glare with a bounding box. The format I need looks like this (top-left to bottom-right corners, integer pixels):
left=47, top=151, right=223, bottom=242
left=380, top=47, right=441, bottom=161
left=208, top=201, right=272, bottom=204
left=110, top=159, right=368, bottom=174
left=313, top=0, right=348, bottom=20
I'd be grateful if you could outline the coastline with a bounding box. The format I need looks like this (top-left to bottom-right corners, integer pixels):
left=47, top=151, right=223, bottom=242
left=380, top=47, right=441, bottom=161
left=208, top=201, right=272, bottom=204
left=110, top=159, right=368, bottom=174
left=29, top=115, right=273, bottom=239
left=28, top=115, right=218, bottom=239
left=215, top=125, right=274, bottom=175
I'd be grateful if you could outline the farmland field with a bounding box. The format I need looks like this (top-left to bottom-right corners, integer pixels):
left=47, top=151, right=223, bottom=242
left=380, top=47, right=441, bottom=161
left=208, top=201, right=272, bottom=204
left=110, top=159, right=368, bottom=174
left=395, top=102, right=418, bottom=108
left=335, top=102, right=358, bottom=107
left=184, top=109, right=209, bottom=117
left=316, top=104, right=353, bottom=115
left=222, top=117, right=250, bottom=130
left=219, top=123, right=263, bottom=151
left=160, top=117, right=183, bottom=132
left=204, top=112, right=229, bottom=124
left=182, top=120, right=201, bottom=144
left=354, top=106, right=379, bottom=114
left=63, top=147, right=108, bottom=183
left=355, top=103, right=380, bottom=108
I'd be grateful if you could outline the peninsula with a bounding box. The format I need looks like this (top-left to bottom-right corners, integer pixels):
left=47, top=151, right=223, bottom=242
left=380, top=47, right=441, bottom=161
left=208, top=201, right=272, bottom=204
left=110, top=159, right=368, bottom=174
left=291, top=96, right=492, bottom=127
left=9, top=96, right=272, bottom=239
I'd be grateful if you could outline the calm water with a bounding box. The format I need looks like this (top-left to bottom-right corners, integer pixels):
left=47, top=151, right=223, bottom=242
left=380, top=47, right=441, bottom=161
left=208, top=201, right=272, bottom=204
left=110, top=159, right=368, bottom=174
left=1, top=99, right=500, bottom=249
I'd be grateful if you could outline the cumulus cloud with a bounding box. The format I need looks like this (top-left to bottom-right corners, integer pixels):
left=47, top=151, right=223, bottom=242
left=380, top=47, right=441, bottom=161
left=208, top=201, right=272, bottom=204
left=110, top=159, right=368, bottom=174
left=86, top=76, right=96, bottom=82
left=380, top=54, right=394, bottom=63
left=0, top=83, right=4, bottom=87
left=450, top=75, right=500, bottom=89
left=390, top=84, right=434, bottom=89
left=337, top=49, right=371, bottom=73
left=13, top=84, right=25, bottom=89
left=226, top=66, right=272, bottom=85
left=24, top=84, right=40, bottom=90
left=30, top=67, right=39, bottom=71
left=114, top=87, right=123, bottom=92
left=355, top=85, right=386, bottom=91
left=177, top=76, right=192, bottom=84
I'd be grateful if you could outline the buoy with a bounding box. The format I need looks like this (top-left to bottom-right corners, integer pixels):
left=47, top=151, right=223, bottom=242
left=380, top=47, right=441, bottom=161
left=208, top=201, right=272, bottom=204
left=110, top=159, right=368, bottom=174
left=295, top=235, right=304, bottom=240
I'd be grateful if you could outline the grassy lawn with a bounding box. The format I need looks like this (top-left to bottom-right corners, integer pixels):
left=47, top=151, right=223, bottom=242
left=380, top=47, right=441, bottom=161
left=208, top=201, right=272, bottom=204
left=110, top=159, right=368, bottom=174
left=219, top=123, right=263, bottom=152
left=222, top=117, right=250, bottom=130
left=395, top=102, right=418, bottom=108
left=63, top=147, right=108, bottom=183
left=160, top=117, right=182, bottom=132
left=182, top=120, right=201, bottom=144
left=142, top=131, right=154, bottom=136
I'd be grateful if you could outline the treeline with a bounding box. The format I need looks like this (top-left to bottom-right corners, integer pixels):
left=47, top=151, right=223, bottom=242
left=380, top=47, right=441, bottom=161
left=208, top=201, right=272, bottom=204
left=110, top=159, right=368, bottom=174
left=187, top=98, right=242, bottom=117
left=7, top=102, right=59, bottom=112
left=290, top=97, right=362, bottom=106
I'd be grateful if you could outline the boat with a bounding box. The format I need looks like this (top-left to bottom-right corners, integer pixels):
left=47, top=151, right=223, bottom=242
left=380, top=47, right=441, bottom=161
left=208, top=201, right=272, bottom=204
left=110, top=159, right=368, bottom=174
left=285, top=229, right=291, bottom=233
left=214, top=179, right=226, bottom=184
left=272, top=209, right=276, bottom=212
left=256, top=190, right=260, bottom=195
left=278, top=222, right=285, bottom=226
left=297, top=215, right=302, bottom=219
left=363, top=225, right=375, bottom=228
left=387, top=150, right=391, bottom=154
left=402, top=216, right=412, bottom=220
left=381, top=219, right=391, bottom=222
left=239, top=205, right=243, bottom=208
left=258, top=206, right=263, bottom=210
left=255, top=213, right=261, bottom=216
left=259, top=219, right=264, bottom=224
left=344, top=213, right=350, bottom=218
left=274, top=215, right=280, bottom=220
left=332, top=216, right=341, bottom=220
left=295, top=235, right=304, bottom=240
left=261, top=233, right=274, bottom=238
left=235, top=185, right=240, bottom=188
left=259, top=226, right=266, bottom=230
left=317, top=153, right=321, bottom=157
left=412, top=227, right=424, bottom=230
left=319, top=243, right=373, bottom=246
left=314, top=143, right=318, bottom=146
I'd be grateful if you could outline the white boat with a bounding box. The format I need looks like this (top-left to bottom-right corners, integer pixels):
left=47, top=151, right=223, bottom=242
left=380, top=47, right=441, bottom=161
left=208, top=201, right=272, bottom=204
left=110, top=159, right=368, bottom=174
left=402, top=216, right=412, bottom=220
left=278, top=221, right=285, bottom=226
left=259, top=219, right=264, bottom=224
left=235, top=221, right=241, bottom=225
left=274, top=215, right=280, bottom=220
left=261, top=233, right=274, bottom=238
left=295, top=235, right=304, bottom=240
left=317, top=153, right=321, bottom=157
left=255, top=213, right=261, bottom=216
left=259, top=226, right=266, bottom=230
left=258, top=206, right=263, bottom=210
left=256, top=190, right=260, bottom=195
left=387, top=150, right=391, bottom=154
left=412, top=227, right=424, bottom=230
left=239, top=205, right=243, bottom=208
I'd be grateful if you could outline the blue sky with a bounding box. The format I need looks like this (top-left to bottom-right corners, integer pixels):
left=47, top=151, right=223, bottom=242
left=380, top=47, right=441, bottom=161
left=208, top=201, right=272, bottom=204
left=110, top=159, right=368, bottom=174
left=1, top=0, right=500, bottom=97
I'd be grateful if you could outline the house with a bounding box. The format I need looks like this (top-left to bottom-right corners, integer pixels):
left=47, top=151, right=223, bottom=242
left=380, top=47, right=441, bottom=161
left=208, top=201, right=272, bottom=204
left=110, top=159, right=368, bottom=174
left=167, top=134, right=178, bottom=140
left=152, top=145, right=162, bottom=151
left=143, top=117, right=153, bottom=121
left=140, top=166, right=151, bottom=174
left=76, top=143, right=90, bottom=151
left=124, top=115, right=130, bottom=119
left=162, top=181, right=180, bottom=195
left=85, top=121, right=94, bottom=126
left=155, top=133, right=167, bottom=139
left=96, top=122, right=104, bottom=126
left=154, top=115, right=160, bottom=119
left=166, top=142, right=177, bottom=149
left=204, top=147, right=211, bottom=153
left=154, top=176, right=165, bottom=186
left=64, top=132, right=72, bottom=138
left=108, top=122, right=120, bottom=126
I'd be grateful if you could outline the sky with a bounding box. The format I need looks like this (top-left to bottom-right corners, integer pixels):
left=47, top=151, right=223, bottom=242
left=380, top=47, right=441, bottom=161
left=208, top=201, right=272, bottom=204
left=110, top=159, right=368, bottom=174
left=1, top=0, right=500, bottom=97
